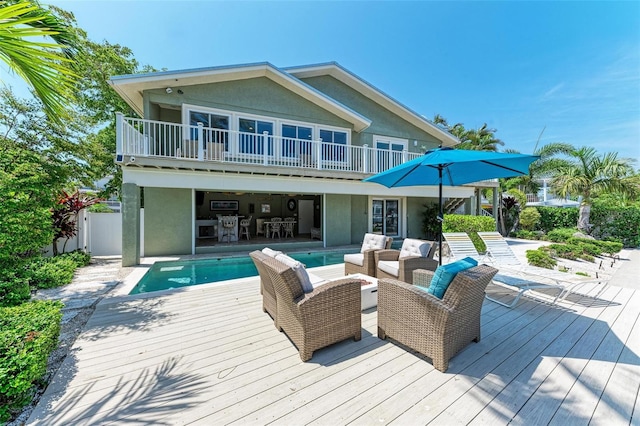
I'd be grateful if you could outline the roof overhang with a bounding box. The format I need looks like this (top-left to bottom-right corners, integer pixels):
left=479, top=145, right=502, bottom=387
left=285, top=62, right=459, bottom=147
left=109, top=62, right=372, bottom=132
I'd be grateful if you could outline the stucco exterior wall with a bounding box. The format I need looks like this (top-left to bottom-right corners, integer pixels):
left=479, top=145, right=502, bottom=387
left=144, top=77, right=352, bottom=130
left=324, top=194, right=352, bottom=246
left=406, top=197, right=429, bottom=240
left=300, top=75, right=443, bottom=152
left=144, top=188, right=192, bottom=256
left=350, top=195, right=369, bottom=243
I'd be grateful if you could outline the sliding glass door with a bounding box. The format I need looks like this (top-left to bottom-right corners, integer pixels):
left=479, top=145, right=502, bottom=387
left=372, top=199, right=399, bottom=237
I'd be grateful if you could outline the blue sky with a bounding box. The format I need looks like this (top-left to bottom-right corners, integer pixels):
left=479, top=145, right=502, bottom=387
left=9, top=1, right=640, bottom=162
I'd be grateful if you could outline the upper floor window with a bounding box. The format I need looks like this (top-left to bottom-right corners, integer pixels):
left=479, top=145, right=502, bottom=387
left=320, top=129, right=347, bottom=161
left=239, top=118, right=274, bottom=155
left=190, top=111, right=229, bottom=148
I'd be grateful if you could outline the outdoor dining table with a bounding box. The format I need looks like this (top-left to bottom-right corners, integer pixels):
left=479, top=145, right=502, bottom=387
left=264, top=221, right=297, bottom=238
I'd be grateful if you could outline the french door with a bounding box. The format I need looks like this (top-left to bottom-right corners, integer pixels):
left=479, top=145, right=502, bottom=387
left=372, top=199, right=400, bottom=237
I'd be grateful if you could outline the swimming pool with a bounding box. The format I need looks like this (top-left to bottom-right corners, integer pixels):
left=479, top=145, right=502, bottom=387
left=130, top=250, right=351, bottom=295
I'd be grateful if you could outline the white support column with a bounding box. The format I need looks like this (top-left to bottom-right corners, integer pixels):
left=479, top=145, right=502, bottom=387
left=197, top=123, right=204, bottom=160
left=263, top=131, right=269, bottom=165
left=363, top=144, right=369, bottom=173
left=316, top=138, right=323, bottom=170
left=116, top=112, right=123, bottom=156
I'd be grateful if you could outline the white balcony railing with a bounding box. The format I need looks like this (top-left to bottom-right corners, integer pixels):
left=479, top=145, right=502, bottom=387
left=116, top=114, right=420, bottom=174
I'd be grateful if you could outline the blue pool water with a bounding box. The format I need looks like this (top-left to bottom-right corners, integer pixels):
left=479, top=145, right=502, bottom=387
left=130, top=250, right=351, bottom=295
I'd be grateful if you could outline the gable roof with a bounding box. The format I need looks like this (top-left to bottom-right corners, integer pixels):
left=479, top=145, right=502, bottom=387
left=284, top=62, right=458, bottom=146
left=109, top=62, right=371, bottom=132
left=109, top=61, right=458, bottom=144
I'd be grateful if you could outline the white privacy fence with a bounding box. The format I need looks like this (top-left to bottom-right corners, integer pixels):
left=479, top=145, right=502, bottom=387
left=44, top=210, right=144, bottom=257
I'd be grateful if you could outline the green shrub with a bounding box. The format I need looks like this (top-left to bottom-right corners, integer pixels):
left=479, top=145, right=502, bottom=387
left=25, top=256, right=76, bottom=290
left=536, top=207, right=579, bottom=232
left=526, top=249, right=557, bottom=269
left=0, top=300, right=63, bottom=422
left=513, top=230, right=541, bottom=240
left=442, top=214, right=496, bottom=252
left=590, top=203, right=640, bottom=248
left=519, top=207, right=541, bottom=231
left=545, top=228, right=577, bottom=242
left=547, top=244, right=579, bottom=260
left=87, top=203, right=114, bottom=213
left=61, top=250, right=91, bottom=268
left=0, top=272, right=30, bottom=308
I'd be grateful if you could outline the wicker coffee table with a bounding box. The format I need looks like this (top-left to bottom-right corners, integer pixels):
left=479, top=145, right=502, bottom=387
left=347, top=273, right=378, bottom=310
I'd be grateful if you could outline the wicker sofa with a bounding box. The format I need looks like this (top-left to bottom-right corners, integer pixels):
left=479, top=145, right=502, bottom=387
left=377, top=264, right=498, bottom=372
left=257, top=253, right=362, bottom=361
left=375, top=238, right=438, bottom=284
left=344, top=233, right=393, bottom=277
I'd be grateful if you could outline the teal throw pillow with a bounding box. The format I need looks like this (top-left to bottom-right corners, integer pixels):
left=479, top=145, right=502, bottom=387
left=427, top=257, right=478, bottom=299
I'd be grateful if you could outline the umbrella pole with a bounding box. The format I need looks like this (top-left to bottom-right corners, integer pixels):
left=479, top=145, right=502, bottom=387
left=438, top=167, right=443, bottom=266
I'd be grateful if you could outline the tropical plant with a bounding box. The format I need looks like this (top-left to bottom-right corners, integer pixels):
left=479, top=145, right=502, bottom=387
left=0, top=0, right=78, bottom=122
left=550, top=147, right=637, bottom=231
left=51, top=190, right=101, bottom=255
left=431, top=115, right=503, bottom=152
left=519, top=207, right=541, bottom=231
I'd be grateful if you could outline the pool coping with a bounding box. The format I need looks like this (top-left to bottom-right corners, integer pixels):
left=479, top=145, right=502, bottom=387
left=106, top=247, right=359, bottom=303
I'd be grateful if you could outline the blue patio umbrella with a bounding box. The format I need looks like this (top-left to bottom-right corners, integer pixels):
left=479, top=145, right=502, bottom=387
left=363, top=147, right=539, bottom=265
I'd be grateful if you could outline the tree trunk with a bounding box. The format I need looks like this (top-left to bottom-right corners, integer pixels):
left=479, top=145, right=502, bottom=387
left=52, top=238, right=59, bottom=256
left=577, top=203, right=591, bottom=232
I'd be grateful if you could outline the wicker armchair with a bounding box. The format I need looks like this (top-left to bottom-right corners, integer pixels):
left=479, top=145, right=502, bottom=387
left=261, top=255, right=362, bottom=361
left=344, top=234, right=393, bottom=277
left=249, top=250, right=278, bottom=326
left=377, top=264, right=498, bottom=372
left=375, top=238, right=438, bottom=284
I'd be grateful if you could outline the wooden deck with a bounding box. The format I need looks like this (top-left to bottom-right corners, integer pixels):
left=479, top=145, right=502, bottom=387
left=29, top=264, right=640, bottom=425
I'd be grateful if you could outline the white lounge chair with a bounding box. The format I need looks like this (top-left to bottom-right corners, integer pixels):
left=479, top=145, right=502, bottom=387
left=442, top=232, right=488, bottom=263
left=477, top=231, right=607, bottom=308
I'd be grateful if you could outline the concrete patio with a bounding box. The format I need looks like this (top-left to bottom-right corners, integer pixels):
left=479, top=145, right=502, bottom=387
left=27, top=246, right=640, bottom=425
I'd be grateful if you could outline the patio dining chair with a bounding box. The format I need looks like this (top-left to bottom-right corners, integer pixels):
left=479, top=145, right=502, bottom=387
left=220, top=215, right=237, bottom=243
left=282, top=220, right=295, bottom=238
left=270, top=218, right=282, bottom=239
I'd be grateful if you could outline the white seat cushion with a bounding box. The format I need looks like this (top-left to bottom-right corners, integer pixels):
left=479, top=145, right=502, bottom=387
left=262, top=247, right=282, bottom=258
left=399, top=239, right=431, bottom=259
left=308, top=273, right=329, bottom=289
left=344, top=253, right=365, bottom=267
left=378, top=260, right=399, bottom=277
left=275, top=253, right=313, bottom=293
left=360, top=233, right=387, bottom=253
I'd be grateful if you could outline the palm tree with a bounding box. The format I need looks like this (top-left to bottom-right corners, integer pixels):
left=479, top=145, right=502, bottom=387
left=0, top=1, right=77, bottom=122
left=551, top=146, right=637, bottom=231
left=457, top=123, right=504, bottom=152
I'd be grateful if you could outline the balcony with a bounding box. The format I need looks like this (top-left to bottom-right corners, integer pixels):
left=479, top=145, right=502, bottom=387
left=116, top=115, right=421, bottom=178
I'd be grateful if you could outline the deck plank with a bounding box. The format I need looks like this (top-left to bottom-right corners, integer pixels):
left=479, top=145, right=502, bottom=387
left=466, top=284, right=622, bottom=424
left=26, top=264, right=640, bottom=426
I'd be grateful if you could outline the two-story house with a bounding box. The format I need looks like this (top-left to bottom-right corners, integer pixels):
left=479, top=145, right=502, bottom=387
left=110, top=62, right=489, bottom=266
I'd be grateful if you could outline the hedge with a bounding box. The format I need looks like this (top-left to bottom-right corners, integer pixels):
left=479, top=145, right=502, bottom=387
left=0, top=300, right=63, bottom=422
left=535, top=207, right=579, bottom=232
left=442, top=214, right=496, bottom=252
left=590, top=204, right=640, bottom=248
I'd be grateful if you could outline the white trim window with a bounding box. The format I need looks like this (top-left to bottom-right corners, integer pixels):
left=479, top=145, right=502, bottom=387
left=238, top=117, right=274, bottom=156
left=183, top=104, right=351, bottom=163
left=320, top=129, right=348, bottom=162
left=189, top=110, right=230, bottom=149
left=373, top=135, right=408, bottom=173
